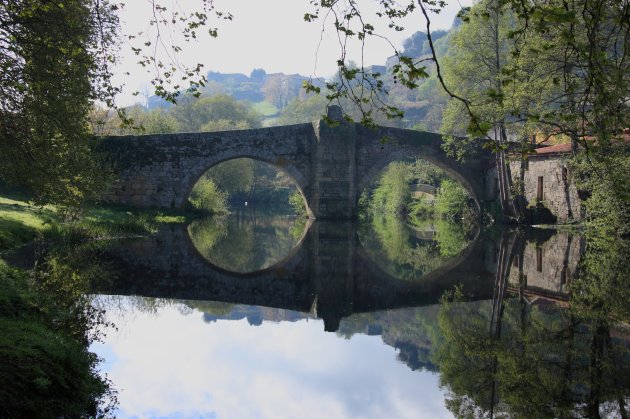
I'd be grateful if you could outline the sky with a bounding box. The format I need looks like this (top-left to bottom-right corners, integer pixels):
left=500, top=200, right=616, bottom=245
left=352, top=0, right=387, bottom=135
left=113, top=0, right=472, bottom=105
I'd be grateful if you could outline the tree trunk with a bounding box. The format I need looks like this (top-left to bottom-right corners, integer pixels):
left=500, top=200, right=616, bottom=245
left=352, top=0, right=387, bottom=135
left=495, top=125, right=520, bottom=219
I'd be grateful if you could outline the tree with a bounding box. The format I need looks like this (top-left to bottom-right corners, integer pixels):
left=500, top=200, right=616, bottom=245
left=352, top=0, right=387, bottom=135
left=434, top=179, right=471, bottom=221
left=0, top=0, right=238, bottom=208
left=0, top=0, right=119, bottom=209
left=277, top=94, right=330, bottom=125
left=370, top=162, right=413, bottom=215
left=170, top=93, right=261, bottom=132
left=439, top=0, right=523, bottom=218
left=188, top=177, right=228, bottom=213
left=204, top=158, right=255, bottom=194
left=303, top=0, right=629, bottom=226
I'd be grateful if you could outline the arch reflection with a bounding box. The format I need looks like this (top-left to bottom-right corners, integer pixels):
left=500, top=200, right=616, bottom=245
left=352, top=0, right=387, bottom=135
left=187, top=209, right=310, bottom=274
left=357, top=215, right=475, bottom=281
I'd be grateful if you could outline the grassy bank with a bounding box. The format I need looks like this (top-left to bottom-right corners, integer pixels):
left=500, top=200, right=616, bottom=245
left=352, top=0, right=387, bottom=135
left=0, top=195, right=192, bottom=253
left=0, top=197, right=57, bottom=251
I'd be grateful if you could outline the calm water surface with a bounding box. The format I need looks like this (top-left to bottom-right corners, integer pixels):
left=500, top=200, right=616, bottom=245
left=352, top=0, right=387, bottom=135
left=87, top=209, right=629, bottom=418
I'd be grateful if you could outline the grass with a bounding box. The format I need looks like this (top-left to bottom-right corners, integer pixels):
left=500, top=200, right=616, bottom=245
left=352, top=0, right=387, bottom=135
left=0, top=195, right=192, bottom=252
left=0, top=197, right=58, bottom=251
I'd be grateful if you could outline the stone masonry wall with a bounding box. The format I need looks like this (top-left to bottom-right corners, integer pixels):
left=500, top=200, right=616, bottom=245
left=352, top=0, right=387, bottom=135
left=311, top=120, right=358, bottom=219
left=484, top=155, right=584, bottom=221
left=511, top=156, right=583, bottom=221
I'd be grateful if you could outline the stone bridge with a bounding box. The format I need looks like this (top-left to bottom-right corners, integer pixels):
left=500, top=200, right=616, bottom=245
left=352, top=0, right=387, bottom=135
left=95, top=221, right=496, bottom=332
left=96, top=106, right=492, bottom=219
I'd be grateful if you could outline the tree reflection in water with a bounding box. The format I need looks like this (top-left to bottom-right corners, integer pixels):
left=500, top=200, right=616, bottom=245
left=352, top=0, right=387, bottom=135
left=188, top=207, right=308, bottom=273
left=435, top=229, right=630, bottom=418
left=0, top=241, right=117, bottom=417
left=358, top=215, right=475, bottom=280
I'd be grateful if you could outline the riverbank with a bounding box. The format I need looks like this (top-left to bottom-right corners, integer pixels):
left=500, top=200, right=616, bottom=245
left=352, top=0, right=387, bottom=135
left=0, top=195, right=193, bottom=254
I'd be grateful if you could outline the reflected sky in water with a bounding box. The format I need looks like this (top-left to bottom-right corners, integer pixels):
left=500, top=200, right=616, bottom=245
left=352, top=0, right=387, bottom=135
left=91, top=297, right=450, bottom=419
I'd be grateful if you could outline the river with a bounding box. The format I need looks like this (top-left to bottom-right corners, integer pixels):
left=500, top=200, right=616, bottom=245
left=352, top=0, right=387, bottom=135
left=79, top=208, right=629, bottom=418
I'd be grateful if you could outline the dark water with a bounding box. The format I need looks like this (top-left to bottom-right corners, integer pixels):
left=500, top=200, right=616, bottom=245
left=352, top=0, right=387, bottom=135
left=82, top=210, right=629, bottom=417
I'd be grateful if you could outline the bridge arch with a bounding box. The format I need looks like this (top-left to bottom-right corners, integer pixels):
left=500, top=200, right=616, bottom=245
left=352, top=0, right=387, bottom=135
left=183, top=153, right=313, bottom=217
left=354, top=126, right=488, bottom=213
left=185, top=215, right=313, bottom=277
left=355, top=148, right=482, bottom=212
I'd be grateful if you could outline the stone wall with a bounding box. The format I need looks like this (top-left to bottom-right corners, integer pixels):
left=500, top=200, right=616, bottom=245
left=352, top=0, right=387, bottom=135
left=484, top=154, right=584, bottom=222
left=511, top=155, right=583, bottom=221
left=311, top=120, right=358, bottom=219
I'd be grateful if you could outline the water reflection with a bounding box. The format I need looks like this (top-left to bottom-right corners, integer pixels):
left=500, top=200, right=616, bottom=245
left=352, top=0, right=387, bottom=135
left=188, top=207, right=308, bottom=273
left=96, top=219, right=495, bottom=332
left=6, top=213, right=626, bottom=418
left=508, top=230, right=582, bottom=301
left=96, top=220, right=630, bottom=417
left=358, top=216, right=475, bottom=280
left=91, top=296, right=451, bottom=419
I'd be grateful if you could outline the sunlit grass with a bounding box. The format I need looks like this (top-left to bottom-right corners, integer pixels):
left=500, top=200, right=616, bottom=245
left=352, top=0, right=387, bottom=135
left=0, top=197, right=58, bottom=250
left=0, top=194, right=192, bottom=251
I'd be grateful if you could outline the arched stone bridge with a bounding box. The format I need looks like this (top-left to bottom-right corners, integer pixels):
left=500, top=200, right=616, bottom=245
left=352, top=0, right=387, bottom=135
left=96, top=107, right=492, bottom=219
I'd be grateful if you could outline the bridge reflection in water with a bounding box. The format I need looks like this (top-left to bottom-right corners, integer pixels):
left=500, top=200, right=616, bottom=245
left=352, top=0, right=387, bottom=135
left=95, top=218, right=583, bottom=333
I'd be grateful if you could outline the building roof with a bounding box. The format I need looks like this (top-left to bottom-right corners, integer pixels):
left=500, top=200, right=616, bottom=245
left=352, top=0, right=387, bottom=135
left=533, top=143, right=573, bottom=155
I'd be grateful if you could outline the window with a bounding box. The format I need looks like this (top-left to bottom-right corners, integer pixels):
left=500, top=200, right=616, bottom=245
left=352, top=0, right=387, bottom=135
left=536, top=247, right=543, bottom=272
left=537, top=176, right=544, bottom=201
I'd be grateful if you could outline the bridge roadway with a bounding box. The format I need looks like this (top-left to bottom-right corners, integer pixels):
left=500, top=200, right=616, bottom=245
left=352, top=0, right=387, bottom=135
left=96, top=106, right=492, bottom=219
left=95, top=221, right=496, bottom=332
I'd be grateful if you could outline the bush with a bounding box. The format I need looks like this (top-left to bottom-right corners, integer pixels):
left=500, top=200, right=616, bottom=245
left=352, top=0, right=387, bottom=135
left=434, top=179, right=472, bottom=220
left=408, top=196, right=435, bottom=218
left=370, top=162, right=412, bottom=215
left=189, top=177, right=228, bottom=213
left=288, top=190, right=308, bottom=217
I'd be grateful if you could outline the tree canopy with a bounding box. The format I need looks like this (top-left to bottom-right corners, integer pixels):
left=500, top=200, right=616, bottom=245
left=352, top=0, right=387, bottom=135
left=0, top=0, right=119, bottom=208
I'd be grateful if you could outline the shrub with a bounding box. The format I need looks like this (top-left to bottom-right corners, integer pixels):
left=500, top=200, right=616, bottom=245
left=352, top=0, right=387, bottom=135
left=189, top=177, right=228, bottom=213
left=408, top=196, right=435, bottom=218
left=434, top=179, right=471, bottom=220
left=370, top=162, right=411, bottom=215
left=288, top=190, right=308, bottom=217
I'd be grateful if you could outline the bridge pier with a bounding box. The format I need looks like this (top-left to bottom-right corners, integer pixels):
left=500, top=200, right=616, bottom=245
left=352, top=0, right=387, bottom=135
left=310, top=107, right=358, bottom=219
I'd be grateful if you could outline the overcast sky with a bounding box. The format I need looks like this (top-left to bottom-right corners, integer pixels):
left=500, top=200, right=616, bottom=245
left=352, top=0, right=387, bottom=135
left=113, top=0, right=472, bottom=105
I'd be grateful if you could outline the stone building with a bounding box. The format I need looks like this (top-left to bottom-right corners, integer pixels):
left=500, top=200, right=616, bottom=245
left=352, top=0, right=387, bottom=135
left=484, top=144, right=584, bottom=222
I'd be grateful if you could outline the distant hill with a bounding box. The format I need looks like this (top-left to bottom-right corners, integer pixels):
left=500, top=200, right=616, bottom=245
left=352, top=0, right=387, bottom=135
left=145, top=13, right=463, bottom=131
left=147, top=69, right=326, bottom=113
